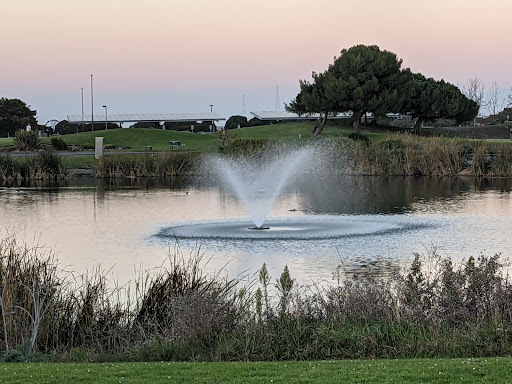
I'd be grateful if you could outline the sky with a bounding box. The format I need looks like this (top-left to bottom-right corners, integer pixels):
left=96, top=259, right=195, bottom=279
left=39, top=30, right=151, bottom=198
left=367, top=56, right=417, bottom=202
left=1, top=0, right=511, bottom=125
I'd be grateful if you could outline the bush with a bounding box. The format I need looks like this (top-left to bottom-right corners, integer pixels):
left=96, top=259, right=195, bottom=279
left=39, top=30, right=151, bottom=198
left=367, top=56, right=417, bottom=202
left=348, top=132, right=370, bottom=144
left=13, top=129, right=41, bottom=151
left=222, top=139, right=268, bottom=155
left=225, top=115, right=248, bottom=130
left=1, top=231, right=512, bottom=361
left=247, top=117, right=271, bottom=127
left=51, top=137, right=68, bottom=150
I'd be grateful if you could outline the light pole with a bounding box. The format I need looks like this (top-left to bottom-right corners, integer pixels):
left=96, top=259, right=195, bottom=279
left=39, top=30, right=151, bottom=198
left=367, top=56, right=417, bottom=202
left=80, top=88, right=84, bottom=134
left=209, top=105, right=214, bottom=132
left=103, top=105, right=108, bottom=130
left=90, top=74, right=94, bottom=131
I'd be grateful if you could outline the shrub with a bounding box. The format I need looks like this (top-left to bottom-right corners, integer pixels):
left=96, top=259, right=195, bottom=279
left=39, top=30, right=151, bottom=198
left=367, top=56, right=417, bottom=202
left=222, top=139, right=268, bottom=155
left=348, top=132, right=370, bottom=144
left=1, top=232, right=512, bottom=361
left=225, top=115, right=248, bottom=130
left=13, top=129, right=41, bottom=151
left=51, top=137, right=68, bottom=150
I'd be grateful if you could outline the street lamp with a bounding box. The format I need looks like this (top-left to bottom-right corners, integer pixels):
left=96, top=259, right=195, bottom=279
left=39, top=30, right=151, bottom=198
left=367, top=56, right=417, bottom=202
left=91, top=74, right=94, bottom=131
left=80, top=88, right=84, bottom=134
left=209, top=105, right=214, bottom=132
left=102, top=105, right=108, bottom=130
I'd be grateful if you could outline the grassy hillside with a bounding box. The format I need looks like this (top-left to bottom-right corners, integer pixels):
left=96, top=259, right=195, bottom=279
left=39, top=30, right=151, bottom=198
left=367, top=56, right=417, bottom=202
left=45, top=121, right=385, bottom=152
left=44, top=128, right=219, bottom=152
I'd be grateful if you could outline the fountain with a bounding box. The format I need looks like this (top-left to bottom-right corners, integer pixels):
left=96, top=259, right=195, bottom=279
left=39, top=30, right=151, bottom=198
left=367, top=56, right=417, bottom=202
left=157, top=146, right=426, bottom=242
left=209, top=147, right=311, bottom=229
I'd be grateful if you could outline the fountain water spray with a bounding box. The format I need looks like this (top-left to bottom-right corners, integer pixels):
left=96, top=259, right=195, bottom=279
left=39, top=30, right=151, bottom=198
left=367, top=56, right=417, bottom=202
left=209, top=147, right=312, bottom=229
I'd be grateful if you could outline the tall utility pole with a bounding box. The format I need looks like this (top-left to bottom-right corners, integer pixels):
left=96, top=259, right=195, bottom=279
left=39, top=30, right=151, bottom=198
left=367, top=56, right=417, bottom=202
left=275, top=85, right=280, bottom=111
left=242, top=94, right=246, bottom=116
left=103, top=105, right=108, bottom=130
left=209, top=105, right=214, bottom=132
left=80, top=88, right=84, bottom=133
left=91, top=74, right=94, bottom=131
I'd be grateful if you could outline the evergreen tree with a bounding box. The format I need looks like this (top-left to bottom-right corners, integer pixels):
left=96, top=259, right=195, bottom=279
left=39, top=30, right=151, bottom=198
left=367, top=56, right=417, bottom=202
left=0, top=98, right=38, bottom=137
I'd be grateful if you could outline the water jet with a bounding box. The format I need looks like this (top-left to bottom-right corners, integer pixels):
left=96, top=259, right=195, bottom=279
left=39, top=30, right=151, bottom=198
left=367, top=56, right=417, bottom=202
left=208, top=147, right=312, bottom=228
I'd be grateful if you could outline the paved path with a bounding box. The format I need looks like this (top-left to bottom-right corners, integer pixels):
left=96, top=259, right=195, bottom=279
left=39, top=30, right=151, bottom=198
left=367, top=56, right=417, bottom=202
left=2, top=150, right=162, bottom=157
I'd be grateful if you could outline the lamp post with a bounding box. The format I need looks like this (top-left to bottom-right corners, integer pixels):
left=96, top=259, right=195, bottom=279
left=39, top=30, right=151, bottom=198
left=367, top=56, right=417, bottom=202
left=90, top=74, right=94, bottom=131
left=103, top=105, right=108, bottom=130
left=209, top=104, right=214, bottom=132
left=80, top=88, right=84, bottom=134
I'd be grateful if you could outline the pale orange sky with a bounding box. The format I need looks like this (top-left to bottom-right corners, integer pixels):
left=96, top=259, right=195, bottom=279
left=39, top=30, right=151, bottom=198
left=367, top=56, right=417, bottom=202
left=1, top=0, right=511, bottom=123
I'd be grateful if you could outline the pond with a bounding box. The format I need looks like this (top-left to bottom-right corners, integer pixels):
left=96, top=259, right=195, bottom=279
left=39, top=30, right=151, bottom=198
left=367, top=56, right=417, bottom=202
left=0, top=175, right=511, bottom=284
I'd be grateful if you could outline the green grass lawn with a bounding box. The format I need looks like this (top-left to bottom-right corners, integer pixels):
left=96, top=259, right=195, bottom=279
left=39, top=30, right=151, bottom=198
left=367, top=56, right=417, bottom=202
left=3, top=123, right=511, bottom=171
left=0, top=137, right=13, bottom=147
left=46, top=121, right=383, bottom=152
left=42, top=129, right=219, bottom=153
left=0, top=358, right=510, bottom=383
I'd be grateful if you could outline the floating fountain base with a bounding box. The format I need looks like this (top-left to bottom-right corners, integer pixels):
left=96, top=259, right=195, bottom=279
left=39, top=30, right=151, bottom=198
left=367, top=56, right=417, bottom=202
left=249, top=226, right=270, bottom=230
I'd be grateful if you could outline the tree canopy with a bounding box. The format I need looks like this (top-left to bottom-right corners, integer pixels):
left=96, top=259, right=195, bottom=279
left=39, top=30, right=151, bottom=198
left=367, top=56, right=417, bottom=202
left=326, top=45, right=411, bottom=132
left=0, top=98, right=38, bottom=137
left=287, top=45, right=411, bottom=136
left=406, top=74, right=478, bottom=131
left=286, top=71, right=340, bottom=137
left=287, top=44, right=478, bottom=136
left=225, top=115, right=248, bottom=130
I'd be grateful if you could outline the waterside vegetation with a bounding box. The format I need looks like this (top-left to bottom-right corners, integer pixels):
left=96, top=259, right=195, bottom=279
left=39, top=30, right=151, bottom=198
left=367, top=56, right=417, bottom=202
left=0, top=150, right=67, bottom=181
left=1, top=122, right=512, bottom=179
left=1, top=234, right=511, bottom=362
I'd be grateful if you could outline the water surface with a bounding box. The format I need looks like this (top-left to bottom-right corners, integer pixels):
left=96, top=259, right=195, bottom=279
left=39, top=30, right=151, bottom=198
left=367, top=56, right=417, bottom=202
left=0, top=176, right=510, bottom=283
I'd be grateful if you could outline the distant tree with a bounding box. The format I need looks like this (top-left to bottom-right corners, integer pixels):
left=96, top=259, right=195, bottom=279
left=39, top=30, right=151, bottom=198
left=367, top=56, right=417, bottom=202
left=133, top=121, right=160, bottom=129
left=508, top=87, right=512, bottom=108
left=246, top=117, right=270, bottom=127
left=406, top=74, right=441, bottom=132
left=0, top=98, right=37, bottom=137
left=486, top=81, right=506, bottom=117
left=454, top=97, right=479, bottom=126
left=325, top=45, right=411, bottom=132
left=286, top=71, right=340, bottom=137
left=460, top=77, right=485, bottom=126
left=225, top=115, right=248, bottom=129
left=56, top=120, right=78, bottom=135
left=407, top=74, right=477, bottom=132
left=287, top=44, right=411, bottom=136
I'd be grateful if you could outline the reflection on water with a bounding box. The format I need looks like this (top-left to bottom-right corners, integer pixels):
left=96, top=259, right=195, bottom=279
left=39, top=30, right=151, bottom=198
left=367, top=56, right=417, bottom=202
left=0, top=175, right=510, bottom=284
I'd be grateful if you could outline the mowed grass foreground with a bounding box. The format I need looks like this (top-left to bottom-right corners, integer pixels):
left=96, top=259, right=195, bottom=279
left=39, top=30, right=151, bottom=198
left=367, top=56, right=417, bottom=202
left=1, top=358, right=510, bottom=384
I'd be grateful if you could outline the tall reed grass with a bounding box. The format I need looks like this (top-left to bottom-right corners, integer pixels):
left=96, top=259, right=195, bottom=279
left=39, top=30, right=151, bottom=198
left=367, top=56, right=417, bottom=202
left=328, top=133, right=512, bottom=177
left=95, top=153, right=196, bottom=178
left=0, top=151, right=67, bottom=181
left=1, top=233, right=511, bottom=362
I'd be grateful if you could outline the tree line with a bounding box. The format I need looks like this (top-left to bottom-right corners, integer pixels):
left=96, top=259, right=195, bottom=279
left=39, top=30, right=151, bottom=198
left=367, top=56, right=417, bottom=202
left=286, top=45, right=483, bottom=138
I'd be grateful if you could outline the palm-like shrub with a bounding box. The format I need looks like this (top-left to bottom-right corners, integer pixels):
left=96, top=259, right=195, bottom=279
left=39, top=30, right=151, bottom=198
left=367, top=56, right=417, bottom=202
left=13, top=129, right=41, bottom=151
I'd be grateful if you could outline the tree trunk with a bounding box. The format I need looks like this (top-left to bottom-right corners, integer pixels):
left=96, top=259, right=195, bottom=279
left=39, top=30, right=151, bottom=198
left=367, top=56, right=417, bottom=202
left=352, top=111, right=362, bottom=132
left=310, top=113, right=328, bottom=138
left=413, top=117, right=424, bottom=133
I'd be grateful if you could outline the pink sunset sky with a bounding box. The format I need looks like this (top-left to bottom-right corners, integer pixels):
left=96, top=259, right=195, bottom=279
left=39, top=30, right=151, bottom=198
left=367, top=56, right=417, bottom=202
left=1, top=0, right=511, bottom=125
